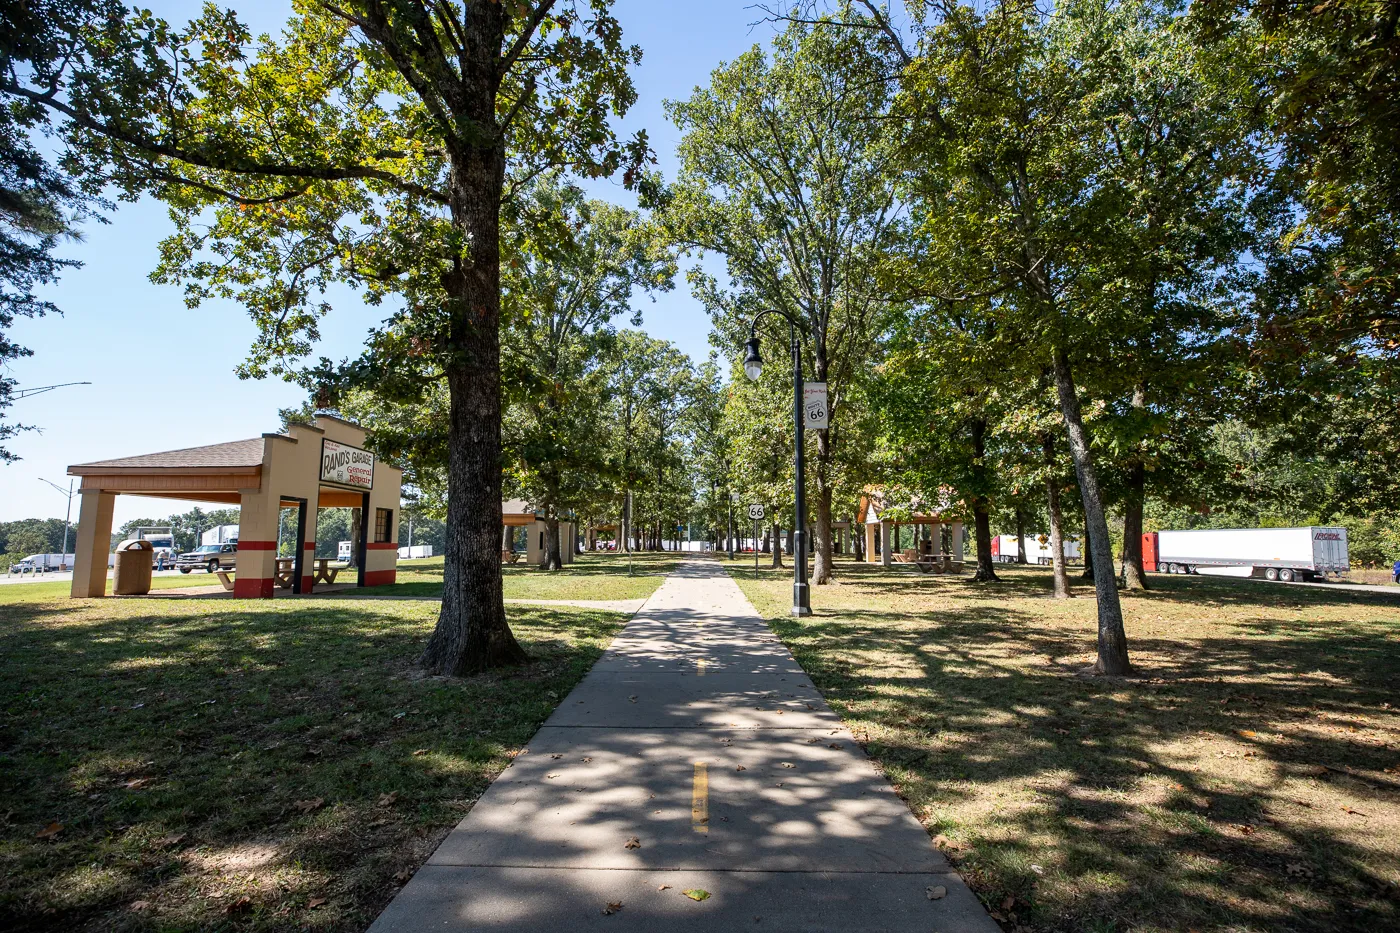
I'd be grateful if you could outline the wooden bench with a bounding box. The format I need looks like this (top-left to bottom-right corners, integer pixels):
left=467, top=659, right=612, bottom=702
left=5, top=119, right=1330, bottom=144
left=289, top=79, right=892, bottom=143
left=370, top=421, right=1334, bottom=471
left=214, top=569, right=236, bottom=591
left=501, top=549, right=520, bottom=564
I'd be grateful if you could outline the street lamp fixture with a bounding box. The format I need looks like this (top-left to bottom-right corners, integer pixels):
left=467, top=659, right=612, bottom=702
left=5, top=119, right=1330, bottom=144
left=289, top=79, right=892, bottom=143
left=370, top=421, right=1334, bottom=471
left=741, top=312, right=811, bottom=617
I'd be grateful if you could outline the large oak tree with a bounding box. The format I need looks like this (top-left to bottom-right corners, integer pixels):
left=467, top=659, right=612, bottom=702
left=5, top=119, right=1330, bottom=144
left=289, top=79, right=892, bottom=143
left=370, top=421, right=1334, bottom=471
left=7, top=0, right=648, bottom=672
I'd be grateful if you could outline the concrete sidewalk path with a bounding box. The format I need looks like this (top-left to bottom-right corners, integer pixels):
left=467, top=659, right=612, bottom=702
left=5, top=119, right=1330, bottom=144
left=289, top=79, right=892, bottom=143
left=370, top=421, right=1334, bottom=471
left=370, top=558, right=997, bottom=932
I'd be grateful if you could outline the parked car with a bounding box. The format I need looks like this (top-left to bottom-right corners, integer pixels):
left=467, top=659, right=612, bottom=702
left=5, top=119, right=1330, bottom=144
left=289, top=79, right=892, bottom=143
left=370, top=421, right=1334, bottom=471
left=176, top=542, right=237, bottom=574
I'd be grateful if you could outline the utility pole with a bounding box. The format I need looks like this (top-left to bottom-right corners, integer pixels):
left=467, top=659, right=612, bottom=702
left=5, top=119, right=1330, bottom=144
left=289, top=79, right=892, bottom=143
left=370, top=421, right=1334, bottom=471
left=38, top=478, right=76, bottom=570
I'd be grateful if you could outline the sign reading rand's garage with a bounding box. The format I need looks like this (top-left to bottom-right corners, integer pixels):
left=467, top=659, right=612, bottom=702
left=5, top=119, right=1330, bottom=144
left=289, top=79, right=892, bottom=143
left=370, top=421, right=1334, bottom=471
left=321, top=439, right=375, bottom=489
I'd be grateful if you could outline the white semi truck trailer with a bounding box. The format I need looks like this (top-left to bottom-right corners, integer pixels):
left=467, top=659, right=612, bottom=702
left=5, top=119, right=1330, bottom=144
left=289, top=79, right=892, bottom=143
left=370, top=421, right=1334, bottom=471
left=992, top=534, right=1082, bottom=564
left=1143, top=527, right=1349, bottom=582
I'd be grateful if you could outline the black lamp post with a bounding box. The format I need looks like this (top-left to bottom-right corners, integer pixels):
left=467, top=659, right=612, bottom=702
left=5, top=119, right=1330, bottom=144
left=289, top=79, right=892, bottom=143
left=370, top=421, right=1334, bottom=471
left=742, top=311, right=811, bottom=617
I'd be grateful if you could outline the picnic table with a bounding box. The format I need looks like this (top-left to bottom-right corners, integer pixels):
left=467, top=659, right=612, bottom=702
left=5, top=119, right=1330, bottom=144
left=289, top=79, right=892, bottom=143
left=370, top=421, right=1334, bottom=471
left=275, top=558, right=296, bottom=589
left=312, top=558, right=341, bottom=584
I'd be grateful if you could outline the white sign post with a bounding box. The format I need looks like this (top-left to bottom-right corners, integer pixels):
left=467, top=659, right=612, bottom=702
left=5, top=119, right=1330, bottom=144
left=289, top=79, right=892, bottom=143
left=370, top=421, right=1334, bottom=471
left=803, top=382, right=829, bottom=430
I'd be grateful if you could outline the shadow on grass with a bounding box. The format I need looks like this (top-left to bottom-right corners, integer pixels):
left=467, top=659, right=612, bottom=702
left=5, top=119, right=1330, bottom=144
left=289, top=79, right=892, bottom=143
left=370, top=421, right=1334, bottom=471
left=0, top=596, right=627, bottom=932
left=746, top=565, right=1400, bottom=933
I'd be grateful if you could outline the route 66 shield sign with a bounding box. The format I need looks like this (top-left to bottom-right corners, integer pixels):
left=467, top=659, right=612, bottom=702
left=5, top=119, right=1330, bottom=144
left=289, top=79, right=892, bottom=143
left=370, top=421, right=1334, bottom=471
left=803, top=382, right=829, bottom=429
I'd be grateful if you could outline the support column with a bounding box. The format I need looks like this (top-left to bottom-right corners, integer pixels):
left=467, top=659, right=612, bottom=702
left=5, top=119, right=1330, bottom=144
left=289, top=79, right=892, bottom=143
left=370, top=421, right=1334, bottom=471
left=70, top=488, right=115, bottom=598
left=234, top=488, right=280, bottom=598
left=864, top=523, right=877, bottom=564
left=952, top=522, right=966, bottom=570
left=880, top=521, right=892, bottom=567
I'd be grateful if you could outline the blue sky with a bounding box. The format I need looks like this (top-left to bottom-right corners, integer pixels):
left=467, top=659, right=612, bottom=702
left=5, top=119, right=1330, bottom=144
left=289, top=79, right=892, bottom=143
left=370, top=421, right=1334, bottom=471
left=3, top=0, right=773, bottom=524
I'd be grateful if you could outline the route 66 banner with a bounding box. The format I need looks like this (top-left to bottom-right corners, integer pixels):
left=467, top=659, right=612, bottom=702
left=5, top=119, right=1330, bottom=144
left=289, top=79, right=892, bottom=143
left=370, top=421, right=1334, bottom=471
left=803, top=382, right=829, bottom=429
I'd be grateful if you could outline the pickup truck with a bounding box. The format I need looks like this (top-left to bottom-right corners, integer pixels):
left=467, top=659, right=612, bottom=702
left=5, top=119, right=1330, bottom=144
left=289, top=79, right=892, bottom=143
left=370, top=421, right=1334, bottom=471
left=176, top=542, right=238, bottom=574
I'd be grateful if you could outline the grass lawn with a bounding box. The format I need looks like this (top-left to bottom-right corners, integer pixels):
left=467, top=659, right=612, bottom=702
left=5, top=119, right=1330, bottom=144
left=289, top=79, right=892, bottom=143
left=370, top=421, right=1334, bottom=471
left=0, top=591, right=628, bottom=932
left=0, top=571, right=238, bottom=604
left=379, top=550, right=682, bottom=601
left=724, top=557, right=1400, bottom=933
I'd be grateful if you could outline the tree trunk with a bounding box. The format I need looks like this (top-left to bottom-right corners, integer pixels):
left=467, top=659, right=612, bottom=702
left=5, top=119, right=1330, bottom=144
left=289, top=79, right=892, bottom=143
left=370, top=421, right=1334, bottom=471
left=1081, top=523, right=1095, bottom=580
left=1120, top=384, right=1149, bottom=590
left=813, top=428, right=835, bottom=584
left=1052, top=346, right=1130, bottom=675
left=417, top=52, right=528, bottom=673
left=969, top=417, right=1000, bottom=582
left=771, top=522, right=784, bottom=568
left=542, top=516, right=563, bottom=571
left=1015, top=507, right=1028, bottom=564
left=1042, top=433, right=1071, bottom=599
left=1121, top=459, right=1148, bottom=590
left=347, top=508, right=362, bottom=568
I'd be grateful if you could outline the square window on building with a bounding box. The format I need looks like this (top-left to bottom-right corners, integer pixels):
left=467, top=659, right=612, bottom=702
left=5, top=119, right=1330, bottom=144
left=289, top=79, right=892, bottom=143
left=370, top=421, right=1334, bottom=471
left=375, top=508, right=393, bottom=543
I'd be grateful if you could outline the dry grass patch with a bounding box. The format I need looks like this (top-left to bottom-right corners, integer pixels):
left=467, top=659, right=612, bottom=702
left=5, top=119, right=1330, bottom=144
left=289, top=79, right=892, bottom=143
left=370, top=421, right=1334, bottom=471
left=726, top=558, right=1400, bottom=933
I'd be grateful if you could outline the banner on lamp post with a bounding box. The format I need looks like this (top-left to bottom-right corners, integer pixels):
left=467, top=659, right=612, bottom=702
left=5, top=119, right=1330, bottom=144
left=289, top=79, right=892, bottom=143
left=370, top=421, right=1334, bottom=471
left=803, top=382, right=829, bottom=429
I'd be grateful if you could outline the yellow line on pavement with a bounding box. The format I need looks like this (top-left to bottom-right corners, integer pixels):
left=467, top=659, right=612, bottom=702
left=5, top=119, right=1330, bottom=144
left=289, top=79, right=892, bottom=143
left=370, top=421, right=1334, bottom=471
left=692, top=761, right=709, bottom=833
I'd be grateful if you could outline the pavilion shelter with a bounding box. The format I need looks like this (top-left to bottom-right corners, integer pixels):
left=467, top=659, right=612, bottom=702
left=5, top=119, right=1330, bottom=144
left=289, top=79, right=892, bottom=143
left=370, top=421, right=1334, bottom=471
left=67, top=415, right=402, bottom=598
left=502, top=500, right=576, bottom=565
left=857, top=490, right=966, bottom=572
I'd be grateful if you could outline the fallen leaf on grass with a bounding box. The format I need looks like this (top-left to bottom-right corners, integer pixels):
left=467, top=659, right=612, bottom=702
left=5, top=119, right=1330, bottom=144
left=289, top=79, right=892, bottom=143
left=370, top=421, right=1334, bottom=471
left=35, top=822, right=62, bottom=839
left=308, top=897, right=327, bottom=909
left=226, top=896, right=252, bottom=916
left=292, top=798, right=324, bottom=814
left=926, top=885, right=947, bottom=900
left=683, top=889, right=711, bottom=902
left=1235, top=824, right=1256, bottom=835
left=1002, top=896, right=1015, bottom=910
left=602, top=901, right=624, bottom=915
left=1341, top=806, right=1367, bottom=816
left=378, top=792, right=399, bottom=807
left=412, top=749, right=428, bottom=756
left=130, top=900, right=151, bottom=910
left=124, top=777, right=155, bottom=790
left=828, top=743, right=842, bottom=749
left=624, top=836, right=640, bottom=849
left=394, top=870, right=413, bottom=882
left=155, top=833, right=185, bottom=848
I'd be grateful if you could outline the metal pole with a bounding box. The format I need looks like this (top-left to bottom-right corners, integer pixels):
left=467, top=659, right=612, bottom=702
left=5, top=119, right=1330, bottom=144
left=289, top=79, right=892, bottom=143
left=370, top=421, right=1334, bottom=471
left=791, top=323, right=811, bottom=616
left=727, top=498, right=734, bottom=560
left=60, top=480, right=73, bottom=569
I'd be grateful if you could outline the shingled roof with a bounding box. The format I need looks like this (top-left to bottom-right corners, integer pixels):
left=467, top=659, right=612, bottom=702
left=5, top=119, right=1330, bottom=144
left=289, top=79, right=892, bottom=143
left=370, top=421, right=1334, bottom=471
left=69, top=438, right=267, bottom=472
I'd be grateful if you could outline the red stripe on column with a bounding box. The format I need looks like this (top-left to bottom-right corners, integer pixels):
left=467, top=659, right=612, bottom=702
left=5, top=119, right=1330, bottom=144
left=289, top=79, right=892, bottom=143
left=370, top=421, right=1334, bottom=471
left=234, top=577, right=275, bottom=598
left=302, top=541, right=316, bottom=549
left=238, top=540, right=277, bottom=551
left=366, top=542, right=399, bottom=551
left=363, top=569, right=396, bottom=587
left=300, top=576, right=315, bottom=593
